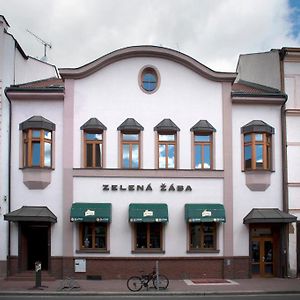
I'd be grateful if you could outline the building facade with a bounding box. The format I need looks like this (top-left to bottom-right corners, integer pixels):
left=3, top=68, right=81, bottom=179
left=0, top=15, right=58, bottom=277
left=4, top=46, right=294, bottom=279
left=237, top=48, right=300, bottom=277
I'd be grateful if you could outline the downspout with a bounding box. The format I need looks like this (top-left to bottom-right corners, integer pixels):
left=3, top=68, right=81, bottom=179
left=279, top=48, right=289, bottom=277
left=4, top=87, right=11, bottom=277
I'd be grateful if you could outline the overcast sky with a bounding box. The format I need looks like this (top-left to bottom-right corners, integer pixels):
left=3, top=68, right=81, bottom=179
left=1, top=0, right=300, bottom=71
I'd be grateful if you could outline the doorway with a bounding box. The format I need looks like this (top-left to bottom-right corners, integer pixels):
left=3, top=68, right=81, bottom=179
left=251, top=237, right=273, bottom=276
left=20, top=223, right=50, bottom=271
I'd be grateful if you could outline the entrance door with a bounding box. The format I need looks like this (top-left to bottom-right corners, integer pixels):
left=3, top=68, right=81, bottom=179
left=251, top=237, right=273, bottom=277
left=20, top=224, right=49, bottom=271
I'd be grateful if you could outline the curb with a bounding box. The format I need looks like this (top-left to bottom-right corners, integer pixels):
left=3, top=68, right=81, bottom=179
left=0, top=290, right=300, bottom=296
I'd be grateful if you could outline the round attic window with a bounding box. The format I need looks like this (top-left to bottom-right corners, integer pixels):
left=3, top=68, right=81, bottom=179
left=139, top=66, right=160, bottom=94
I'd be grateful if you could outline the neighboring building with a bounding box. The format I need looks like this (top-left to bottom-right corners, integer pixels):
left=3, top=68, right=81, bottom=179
left=0, top=15, right=58, bottom=277
left=237, top=48, right=300, bottom=277
left=4, top=45, right=293, bottom=280
left=280, top=48, right=300, bottom=278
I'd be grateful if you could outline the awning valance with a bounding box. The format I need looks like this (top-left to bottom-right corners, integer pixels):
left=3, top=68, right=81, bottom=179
left=185, top=204, right=226, bottom=223
left=129, top=203, right=168, bottom=223
left=4, top=206, right=57, bottom=223
left=70, top=203, right=112, bottom=223
left=243, top=208, right=297, bottom=224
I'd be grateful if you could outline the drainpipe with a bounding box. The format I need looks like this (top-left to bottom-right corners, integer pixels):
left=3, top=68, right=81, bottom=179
left=279, top=48, right=289, bottom=277
left=4, top=87, right=11, bottom=277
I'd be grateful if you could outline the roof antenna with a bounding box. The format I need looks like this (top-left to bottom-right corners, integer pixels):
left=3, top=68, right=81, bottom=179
left=26, top=29, right=52, bottom=62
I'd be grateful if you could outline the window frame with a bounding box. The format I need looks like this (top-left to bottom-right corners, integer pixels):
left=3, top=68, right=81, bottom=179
left=120, top=132, right=141, bottom=169
left=188, top=222, right=217, bottom=252
left=133, top=222, right=163, bottom=253
left=157, top=132, right=177, bottom=169
left=79, top=222, right=108, bottom=252
left=22, top=128, right=53, bottom=168
left=83, top=130, right=104, bottom=168
left=243, top=132, right=272, bottom=171
left=193, top=132, right=213, bottom=169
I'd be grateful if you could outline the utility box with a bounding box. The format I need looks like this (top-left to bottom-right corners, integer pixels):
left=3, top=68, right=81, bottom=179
left=74, top=259, right=86, bottom=273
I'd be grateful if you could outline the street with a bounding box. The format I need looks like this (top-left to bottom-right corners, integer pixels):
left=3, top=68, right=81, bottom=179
left=0, top=294, right=300, bottom=300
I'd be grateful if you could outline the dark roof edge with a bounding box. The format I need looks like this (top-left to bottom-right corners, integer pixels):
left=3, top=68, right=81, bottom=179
left=5, top=86, right=64, bottom=93
left=231, top=92, right=287, bottom=99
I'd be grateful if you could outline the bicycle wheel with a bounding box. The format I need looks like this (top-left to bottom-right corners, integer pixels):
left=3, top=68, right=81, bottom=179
left=127, top=276, right=143, bottom=291
left=153, top=274, right=169, bottom=289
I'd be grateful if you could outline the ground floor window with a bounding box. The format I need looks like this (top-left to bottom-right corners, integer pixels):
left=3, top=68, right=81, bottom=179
left=134, top=223, right=162, bottom=251
left=189, top=222, right=216, bottom=250
left=80, top=223, right=107, bottom=250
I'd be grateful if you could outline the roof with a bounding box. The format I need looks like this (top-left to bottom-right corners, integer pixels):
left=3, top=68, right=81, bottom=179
left=243, top=208, right=297, bottom=224
left=154, top=118, right=180, bottom=132
left=4, top=206, right=57, bottom=223
left=232, top=80, right=284, bottom=96
left=190, top=120, right=216, bottom=132
left=80, top=118, right=107, bottom=131
left=117, top=118, right=144, bottom=131
left=12, top=77, right=64, bottom=89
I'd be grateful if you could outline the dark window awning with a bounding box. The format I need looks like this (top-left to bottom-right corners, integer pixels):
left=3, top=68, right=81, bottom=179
left=129, top=203, right=168, bottom=223
left=243, top=208, right=297, bottom=224
left=70, top=203, right=112, bottom=223
left=185, top=204, right=226, bottom=223
left=4, top=206, right=57, bottom=223
left=117, top=118, right=144, bottom=132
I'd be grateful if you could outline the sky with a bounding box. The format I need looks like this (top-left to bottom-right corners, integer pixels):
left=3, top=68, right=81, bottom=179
left=1, top=0, right=300, bottom=71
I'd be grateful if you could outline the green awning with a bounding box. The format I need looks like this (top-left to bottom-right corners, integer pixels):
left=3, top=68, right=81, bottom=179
left=185, top=204, right=226, bottom=223
left=129, top=203, right=168, bottom=223
left=70, top=203, right=111, bottom=223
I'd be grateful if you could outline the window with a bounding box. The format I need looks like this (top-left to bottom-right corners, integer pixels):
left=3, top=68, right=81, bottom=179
left=23, top=129, right=52, bottom=167
left=241, top=120, right=274, bottom=171
left=118, top=118, right=144, bottom=168
left=80, top=223, right=107, bottom=250
left=158, top=133, right=176, bottom=169
left=154, top=119, right=180, bottom=169
left=190, top=120, right=216, bottom=170
left=81, top=118, right=107, bottom=168
left=189, top=222, right=216, bottom=250
left=20, top=117, right=56, bottom=167
left=84, top=131, right=103, bottom=168
left=194, top=133, right=213, bottom=169
left=244, top=133, right=272, bottom=170
left=139, top=66, right=160, bottom=93
left=135, top=223, right=162, bottom=250
left=121, top=133, right=140, bottom=168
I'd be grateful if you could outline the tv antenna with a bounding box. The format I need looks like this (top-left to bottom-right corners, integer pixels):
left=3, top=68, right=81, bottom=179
left=26, top=29, right=52, bottom=62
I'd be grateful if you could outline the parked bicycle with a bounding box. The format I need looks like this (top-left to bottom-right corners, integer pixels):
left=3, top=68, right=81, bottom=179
left=127, top=268, right=169, bottom=292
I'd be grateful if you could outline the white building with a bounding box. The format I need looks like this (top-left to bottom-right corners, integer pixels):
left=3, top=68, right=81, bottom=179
left=4, top=46, right=293, bottom=279
left=0, top=15, right=58, bottom=277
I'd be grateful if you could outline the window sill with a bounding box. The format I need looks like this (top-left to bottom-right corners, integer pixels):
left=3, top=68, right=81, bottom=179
left=21, top=167, right=53, bottom=190
left=187, top=249, right=220, bottom=254
left=132, top=249, right=165, bottom=254
left=76, top=249, right=110, bottom=254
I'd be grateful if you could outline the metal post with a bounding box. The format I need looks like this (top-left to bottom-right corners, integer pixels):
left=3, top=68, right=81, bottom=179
left=156, top=260, right=159, bottom=290
left=35, top=261, right=42, bottom=288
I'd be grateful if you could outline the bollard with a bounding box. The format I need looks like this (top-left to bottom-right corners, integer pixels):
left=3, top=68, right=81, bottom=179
left=156, top=260, right=159, bottom=290
left=35, top=261, right=42, bottom=288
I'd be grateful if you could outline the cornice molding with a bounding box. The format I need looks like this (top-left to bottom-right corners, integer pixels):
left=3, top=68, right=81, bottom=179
left=59, top=46, right=236, bottom=82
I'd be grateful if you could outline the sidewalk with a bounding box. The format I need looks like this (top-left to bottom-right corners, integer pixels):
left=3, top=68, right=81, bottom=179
left=0, top=277, right=300, bottom=295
